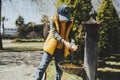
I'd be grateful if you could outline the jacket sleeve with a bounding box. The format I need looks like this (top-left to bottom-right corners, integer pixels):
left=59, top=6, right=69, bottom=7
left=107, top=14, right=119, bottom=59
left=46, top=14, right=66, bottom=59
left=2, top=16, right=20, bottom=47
left=50, top=21, right=65, bottom=43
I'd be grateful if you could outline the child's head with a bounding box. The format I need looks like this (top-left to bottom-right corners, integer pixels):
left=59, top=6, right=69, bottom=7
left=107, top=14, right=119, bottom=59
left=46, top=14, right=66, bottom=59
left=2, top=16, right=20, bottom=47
left=58, top=5, right=71, bottom=21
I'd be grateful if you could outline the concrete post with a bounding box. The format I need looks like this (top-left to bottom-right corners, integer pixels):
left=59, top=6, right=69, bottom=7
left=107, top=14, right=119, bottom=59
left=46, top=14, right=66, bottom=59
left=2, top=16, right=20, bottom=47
left=82, top=10, right=100, bottom=80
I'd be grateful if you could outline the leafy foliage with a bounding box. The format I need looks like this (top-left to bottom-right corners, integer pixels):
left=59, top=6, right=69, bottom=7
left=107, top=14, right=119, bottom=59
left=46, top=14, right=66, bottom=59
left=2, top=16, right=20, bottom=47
left=41, top=14, right=49, bottom=24
left=97, top=0, right=120, bottom=55
left=57, top=0, right=120, bottom=60
left=15, top=15, right=25, bottom=38
left=15, top=15, right=24, bottom=27
left=15, top=16, right=43, bottom=38
left=41, top=15, right=50, bottom=40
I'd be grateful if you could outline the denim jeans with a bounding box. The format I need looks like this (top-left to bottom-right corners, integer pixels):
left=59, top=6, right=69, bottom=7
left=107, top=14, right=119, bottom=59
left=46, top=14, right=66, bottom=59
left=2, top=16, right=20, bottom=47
left=34, top=49, right=64, bottom=80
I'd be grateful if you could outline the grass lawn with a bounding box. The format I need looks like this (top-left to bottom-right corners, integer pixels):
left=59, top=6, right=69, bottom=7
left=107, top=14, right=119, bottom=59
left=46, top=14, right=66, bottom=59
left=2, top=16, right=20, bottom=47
left=2, top=39, right=43, bottom=51
left=97, top=54, right=120, bottom=80
left=46, top=60, right=82, bottom=80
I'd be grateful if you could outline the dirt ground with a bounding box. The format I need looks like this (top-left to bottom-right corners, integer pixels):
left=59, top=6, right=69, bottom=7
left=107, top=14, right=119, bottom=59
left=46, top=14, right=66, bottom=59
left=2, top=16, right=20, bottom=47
left=0, top=51, right=43, bottom=80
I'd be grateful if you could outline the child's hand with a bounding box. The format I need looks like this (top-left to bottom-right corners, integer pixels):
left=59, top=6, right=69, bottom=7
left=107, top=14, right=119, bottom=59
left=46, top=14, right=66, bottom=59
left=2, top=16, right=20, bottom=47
left=70, top=44, right=78, bottom=51
left=64, top=41, right=78, bottom=51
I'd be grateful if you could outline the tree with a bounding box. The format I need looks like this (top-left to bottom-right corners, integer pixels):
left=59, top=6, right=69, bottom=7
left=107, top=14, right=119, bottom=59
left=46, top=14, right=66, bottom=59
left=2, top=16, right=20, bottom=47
left=25, top=22, right=36, bottom=38
left=15, top=15, right=24, bottom=38
left=0, top=0, right=3, bottom=49
left=97, top=0, right=120, bottom=55
left=41, top=14, right=49, bottom=24
left=41, top=14, right=50, bottom=40
left=1, top=16, right=5, bottom=37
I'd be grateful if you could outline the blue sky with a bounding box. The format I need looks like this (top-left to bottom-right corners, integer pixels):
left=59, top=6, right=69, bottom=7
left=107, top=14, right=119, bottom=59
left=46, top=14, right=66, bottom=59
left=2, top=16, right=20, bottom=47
left=1, top=0, right=120, bottom=29
left=1, top=0, right=56, bottom=28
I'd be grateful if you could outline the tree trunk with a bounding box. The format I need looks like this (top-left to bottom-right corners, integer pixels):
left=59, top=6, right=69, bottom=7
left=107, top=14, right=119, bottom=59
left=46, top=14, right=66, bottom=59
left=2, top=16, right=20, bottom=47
left=0, top=0, right=3, bottom=49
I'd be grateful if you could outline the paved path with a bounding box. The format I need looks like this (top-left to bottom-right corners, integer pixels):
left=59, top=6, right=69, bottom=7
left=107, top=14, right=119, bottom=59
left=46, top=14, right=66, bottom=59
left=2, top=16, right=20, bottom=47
left=0, top=51, right=43, bottom=80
